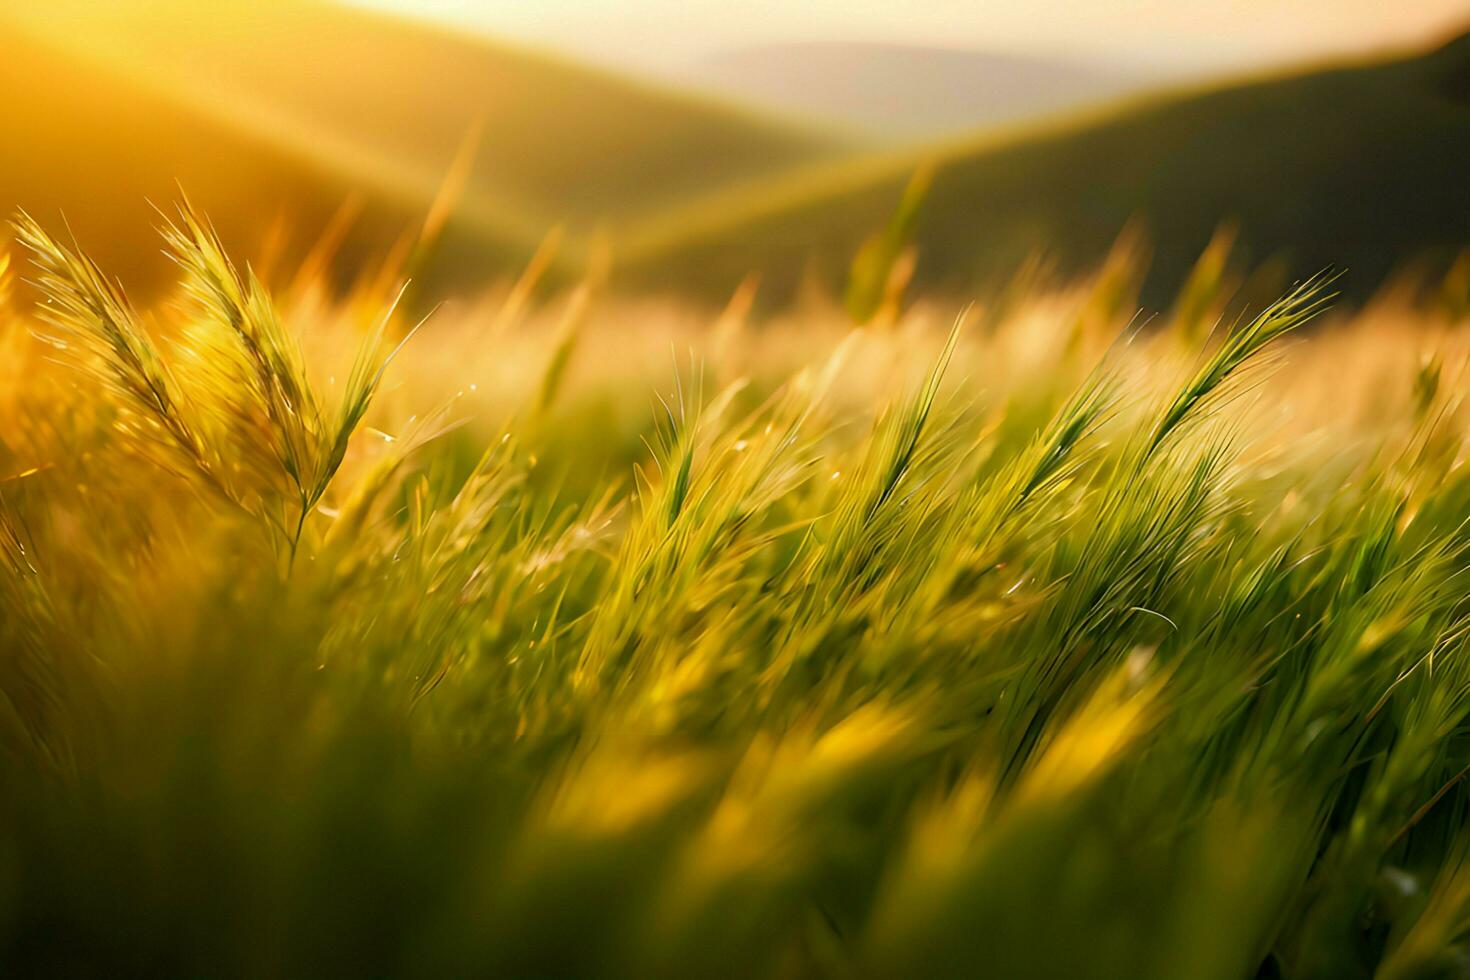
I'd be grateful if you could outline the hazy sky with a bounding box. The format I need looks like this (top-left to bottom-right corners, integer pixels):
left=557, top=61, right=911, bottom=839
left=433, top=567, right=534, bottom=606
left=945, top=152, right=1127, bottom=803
left=351, top=0, right=1470, bottom=73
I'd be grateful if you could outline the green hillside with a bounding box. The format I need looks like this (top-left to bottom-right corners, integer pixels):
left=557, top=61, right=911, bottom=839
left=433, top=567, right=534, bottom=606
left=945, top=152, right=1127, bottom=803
left=0, top=28, right=503, bottom=297
left=0, top=0, right=847, bottom=295
left=6, top=0, right=846, bottom=227
left=626, top=31, right=1470, bottom=305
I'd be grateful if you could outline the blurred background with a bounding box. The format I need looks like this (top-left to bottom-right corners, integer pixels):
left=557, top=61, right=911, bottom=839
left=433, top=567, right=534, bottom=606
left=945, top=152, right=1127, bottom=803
left=2, top=0, right=1467, bottom=309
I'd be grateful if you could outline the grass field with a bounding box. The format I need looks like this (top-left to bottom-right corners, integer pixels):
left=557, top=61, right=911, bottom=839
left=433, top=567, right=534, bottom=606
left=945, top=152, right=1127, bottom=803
left=4, top=209, right=1470, bottom=977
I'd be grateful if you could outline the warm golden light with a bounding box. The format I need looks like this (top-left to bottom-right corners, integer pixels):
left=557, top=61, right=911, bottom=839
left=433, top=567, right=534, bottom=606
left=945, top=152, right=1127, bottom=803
left=3, top=0, right=1470, bottom=975
left=351, top=0, right=1470, bottom=73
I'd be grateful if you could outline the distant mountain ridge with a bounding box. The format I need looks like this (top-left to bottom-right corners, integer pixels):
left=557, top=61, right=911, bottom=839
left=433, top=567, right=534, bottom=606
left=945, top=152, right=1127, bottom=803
left=3, top=0, right=1466, bottom=312
left=680, top=42, right=1166, bottom=139
left=627, top=29, right=1470, bottom=305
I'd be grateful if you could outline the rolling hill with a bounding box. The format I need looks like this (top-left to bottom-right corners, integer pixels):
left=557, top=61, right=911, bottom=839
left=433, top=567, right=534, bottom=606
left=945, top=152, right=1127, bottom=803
left=680, top=42, right=1163, bottom=139
left=0, top=26, right=490, bottom=300
left=5, top=1, right=1466, bottom=311
left=0, top=0, right=849, bottom=296
left=626, top=30, right=1470, bottom=306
